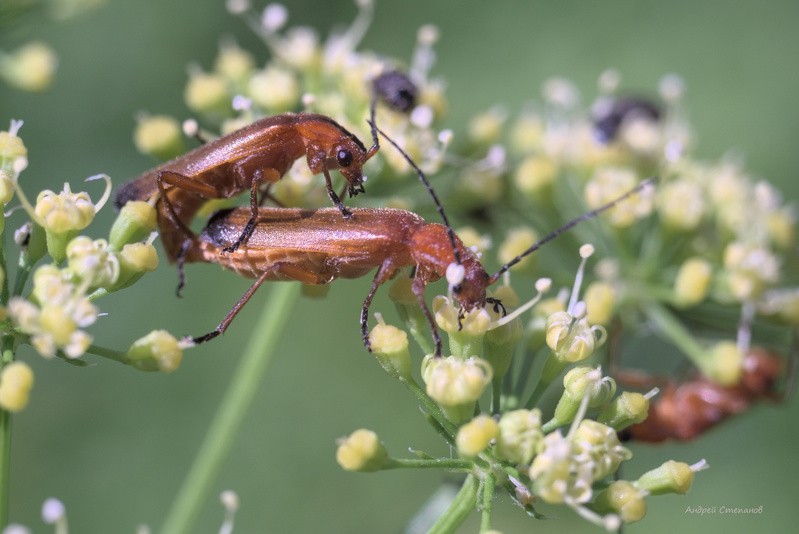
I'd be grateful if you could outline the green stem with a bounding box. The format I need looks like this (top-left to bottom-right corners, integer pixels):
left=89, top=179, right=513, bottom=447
left=480, top=473, right=496, bottom=533
left=524, top=353, right=566, bottom=408
left=160, top=283, right=300, bottom=534
left=644, top=300, right=707, bottom=366
left=0, top=337, right=15, bottom=528
left=402, top=378, right=459, bottom=438
left=427, top=474, right=479, bottom=534
left=85, top=344, right=129, bottom=365
left=386, top=457, right=472, bottom=470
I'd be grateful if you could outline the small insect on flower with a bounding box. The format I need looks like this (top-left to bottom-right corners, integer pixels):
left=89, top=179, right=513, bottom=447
left=617, top=346, right=788, bottom=442
left=176, top=138, right=655, bottom=355
left=114, top=112, right=381, bottom=264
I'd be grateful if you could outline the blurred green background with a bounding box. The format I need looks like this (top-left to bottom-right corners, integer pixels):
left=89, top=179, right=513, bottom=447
left=2, top=0, right=799, bottom=532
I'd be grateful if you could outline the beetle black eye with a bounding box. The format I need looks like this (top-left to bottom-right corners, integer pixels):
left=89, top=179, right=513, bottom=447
left=337, top=149, right=353, bottom=168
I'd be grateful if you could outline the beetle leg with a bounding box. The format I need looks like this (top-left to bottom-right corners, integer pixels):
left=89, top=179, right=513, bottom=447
left=193, top=263, right=327, bottom=344
left=192, top=267, right=275, bottom=344
left=156, top=170, right=207, bottom=243
left=175, top=238, right=194, bottom=297
left=323, top=164, right=353, bottom=219
left=411, top=276, right=443, bottom=357
left=360, top=260, right=398, bottom=352
left=222, top=170, right=264, bottom=254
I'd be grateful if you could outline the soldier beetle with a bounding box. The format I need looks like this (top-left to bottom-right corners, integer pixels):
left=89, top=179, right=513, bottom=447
left=115, top=112, right=380, bottom=263
left=180, top=178, right=654, bottom=354
left=617, top=343, right=793, bottom=442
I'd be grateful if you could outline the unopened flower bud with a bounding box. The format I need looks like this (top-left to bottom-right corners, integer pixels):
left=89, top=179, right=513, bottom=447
left=0, top=169, right=15, bottom=206
left=336, top=429, right=389, bottom=472
left=498, top=227, right=538, bottom=273
left=109, top=200, right=158, bottom=250
left=214, top=41, right=255, bottom=83
left=598, top=391, right=650, bottom=430
left=635, top=460, right=698, bottom=495
left=552, top=367, right=616, bottom=426
left=248, top=67, right=299, bottom=112
left=495, top=409, right=543, bottom=465
left=584, top=168, right=653, bottom=228
left=133, top=115, right=186, bottom=161
left=0, top=124, right=27, bottom=175
left=422, top=355, right=492, bottom=424
left=468, top=108, right=505, bottom=145
left=674, top=257, right=712, bottom=307
left=369, top=320, right=412, bottom=380
left=584, top=282, right=616, bottom=326
left=456, top=415, right=498, bottom=457
left=0, top=42, right=58, bottom=92
left=697, top=341, right=743, bottom=386
left=657, top=179, right=704, bottom=231
left=514, top=155, right=556, bottom=198
left=113, top=242, right=159, bottom=290
left=184, top=71, right=230, bottom=117
left=127, top=330, right=183, bottom=372
left=594, top=480, right=647, bottom=523
left=0, top=361, right=34, bottom=412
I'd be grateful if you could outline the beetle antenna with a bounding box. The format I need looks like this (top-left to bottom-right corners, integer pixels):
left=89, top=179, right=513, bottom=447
left=370, top=122, right=461, bottom=264
left=488, top=177, right=657, bottom=283
left=365, top=97, right=379, bottom=160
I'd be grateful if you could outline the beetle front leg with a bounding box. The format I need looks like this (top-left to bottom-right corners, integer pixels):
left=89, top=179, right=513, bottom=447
left=360, top=261, right=397, bottom=352
left=411, top=277, right=443, bottom=357
left=222, top=170, right=264, bottom=254
left=323, top=165, right=353, bottom=219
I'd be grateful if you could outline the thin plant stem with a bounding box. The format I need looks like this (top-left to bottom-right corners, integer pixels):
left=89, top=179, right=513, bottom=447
left=386, top=457, right=472, bottom=470
left=160, top=282, right=301, bottom=534
left=480, top=473, right=496, bottom=533
left=0, top=337, right=15, bottom=528
left=427, top=474, right=479, bottom=534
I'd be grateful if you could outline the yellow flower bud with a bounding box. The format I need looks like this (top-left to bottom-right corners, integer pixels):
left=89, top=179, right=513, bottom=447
left=594, top=480, right=647, bottom=523
left=133, top=115, right=186, bottom=161
left=468, top=108, right=505, bottom=145
left=127, top=330, right=183, bottom=372
left=336, top=429, right=389, bottom=472
left=656, top=180, right=704, bottom=231
left=109, top=201, right=158, bottom=249
left=598, top=391, right=650, bottom=430
left=509, top=113, right=544, bottom=153
left=184, top=72, right=230, bottom=116
left=498, top=227, right=538, bottom=272
left=248, top=67, right=299, bottom=112
left=0, top=361, right=34, bottom=412
left=584, top=282, right=616, bottom=326
left=584, top=168, right=653, bottom=228
left=636, top=460, right=695, bottom=495
left=514, top=155, right=557, bottom=197
left=422, top=356, right=492, bottom=424
left=456, top=415, right=498, bottom=457
left=495, top=409, right=543, bottom=464
left=698, top=341, right=743, bottom=386
left=0, top=41, right=58, bottom=92
left=0, top=169, right=15, bottom=206
left=214, top=41, right=255, bottom=83
left=674, top=257, right=712, bottom=307
left=369, top=321, right=412, bottom=380
left=0, top=127, right=28, bottom=166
